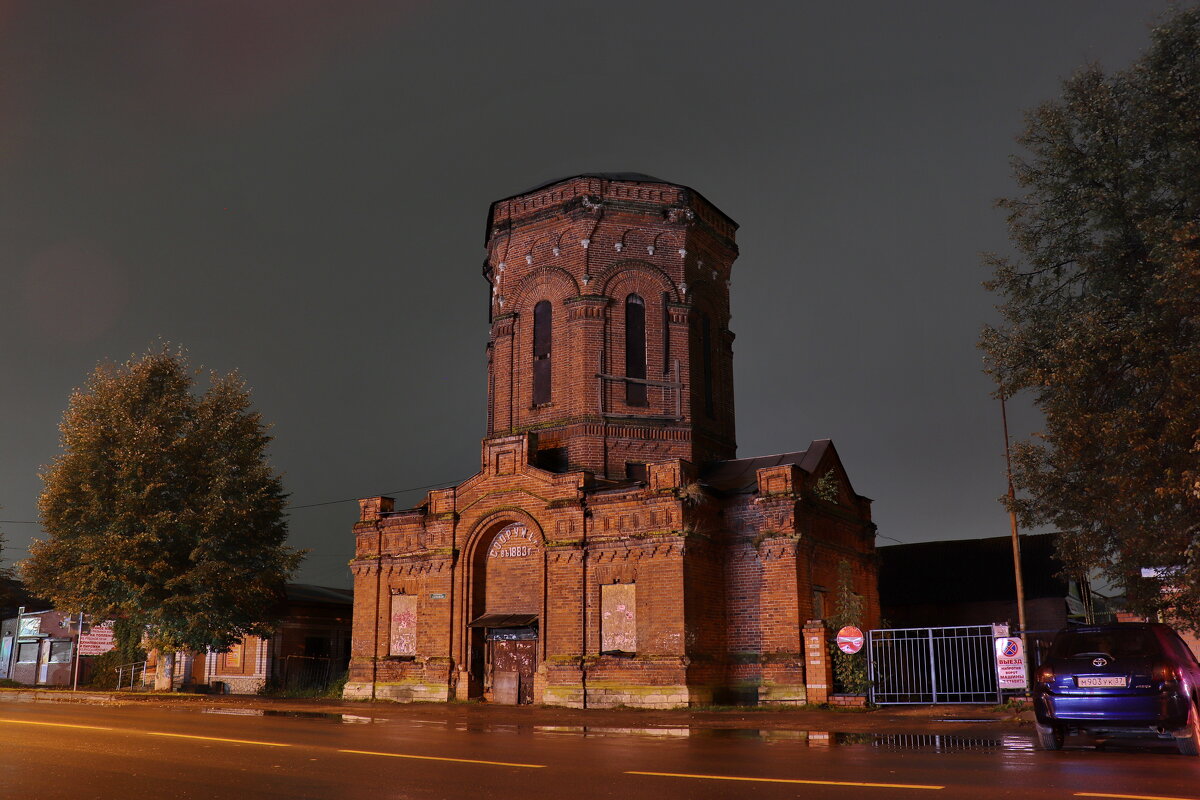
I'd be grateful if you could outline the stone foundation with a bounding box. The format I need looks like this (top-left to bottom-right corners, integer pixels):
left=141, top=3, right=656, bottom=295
left=343, top=679, right=450, bottom=703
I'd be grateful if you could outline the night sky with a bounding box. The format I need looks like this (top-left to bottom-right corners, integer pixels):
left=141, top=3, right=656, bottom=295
left=0, top=2, right=1183, bottom=589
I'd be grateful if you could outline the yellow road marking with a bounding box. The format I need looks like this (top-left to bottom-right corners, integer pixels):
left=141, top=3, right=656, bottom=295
left=0, top=718, right=287, bottom=747
left=1077, top=794, right=1200, bottom=800
left=0, top=718, right=114, bottom=732
left=143, top=731, right=290, bottom=747
left=340, top=748, right=545, bottom=769
left=627, top=770, right=943, bottom=790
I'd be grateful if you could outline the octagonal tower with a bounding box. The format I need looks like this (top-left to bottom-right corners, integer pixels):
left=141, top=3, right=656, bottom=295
left=483, top=173, right=739, bottom=478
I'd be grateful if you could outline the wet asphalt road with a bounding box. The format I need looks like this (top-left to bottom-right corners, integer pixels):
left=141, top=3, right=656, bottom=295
left=2, top=703, right=1198, bottom=800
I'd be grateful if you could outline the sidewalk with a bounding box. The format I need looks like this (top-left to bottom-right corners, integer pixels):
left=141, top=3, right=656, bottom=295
left=0, top=688, right=1036, bottom=737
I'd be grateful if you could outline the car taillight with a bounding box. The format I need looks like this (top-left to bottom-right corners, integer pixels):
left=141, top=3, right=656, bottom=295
left=1152, top=663, right=1179, bottom=682
left=1036, top=664, right=1055, bottom=682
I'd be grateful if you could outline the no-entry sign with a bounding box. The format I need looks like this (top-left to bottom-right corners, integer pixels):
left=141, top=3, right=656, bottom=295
left=836, top=625, right=864, bottom=654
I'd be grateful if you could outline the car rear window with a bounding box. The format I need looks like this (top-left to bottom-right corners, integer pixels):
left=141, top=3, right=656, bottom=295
left=1050, top=629, right=1162, bottom=660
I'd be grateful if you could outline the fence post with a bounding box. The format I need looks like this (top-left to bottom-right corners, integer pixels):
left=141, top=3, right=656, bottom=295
left=926, top=629, right=938, bottom=704
left=803, top=621, right=833, bottom=705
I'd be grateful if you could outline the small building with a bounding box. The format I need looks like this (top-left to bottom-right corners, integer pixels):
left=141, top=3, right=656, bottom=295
left=0, top=610, right=98, bottom=686
left=190, top=583, right=353, bottom=694
left=346, top=174, right=880, bottom=708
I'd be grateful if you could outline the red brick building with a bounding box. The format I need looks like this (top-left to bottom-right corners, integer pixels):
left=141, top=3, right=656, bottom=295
left=346, top=174, right=880, bottom=707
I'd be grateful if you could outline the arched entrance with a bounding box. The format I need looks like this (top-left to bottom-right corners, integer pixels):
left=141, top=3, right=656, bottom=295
left=467, top=520, right=545, bottom=704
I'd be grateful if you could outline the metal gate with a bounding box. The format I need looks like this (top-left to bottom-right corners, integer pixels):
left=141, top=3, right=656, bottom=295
left=868, top=625, right=1000, bottom=704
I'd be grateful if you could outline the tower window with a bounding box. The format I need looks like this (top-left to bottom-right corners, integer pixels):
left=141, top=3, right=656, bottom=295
left=701, top=313, right=714, bottom=417
left=662, top=292, right=671, bottom=373
left=625, top=294, right=647, bottom=406
left=532, top=300, right=551, bottom=405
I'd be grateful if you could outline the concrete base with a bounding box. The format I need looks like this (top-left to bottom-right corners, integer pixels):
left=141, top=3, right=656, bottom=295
left=579, top=683, right=698, bottom=709
left=343, top=680, right=450, bottom=703
left=758, top=683, right=808, bottom=706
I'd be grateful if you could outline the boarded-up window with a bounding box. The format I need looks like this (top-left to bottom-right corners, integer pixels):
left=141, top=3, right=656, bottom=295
left=625, top=294, right=647, bottom=405
left=389, top=594, right=418, bottom=656
left=532, top=300, right=552, bottom=405
left=601, top=583, right=637, bottom=653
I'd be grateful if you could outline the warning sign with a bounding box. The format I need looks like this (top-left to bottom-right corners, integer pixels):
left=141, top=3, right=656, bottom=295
left=836, top=625, right=865, bottom=655
left=994, top=636, right=1027, bottom=689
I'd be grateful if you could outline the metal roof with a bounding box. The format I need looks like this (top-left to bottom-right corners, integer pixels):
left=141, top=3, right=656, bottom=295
left=699, top=441, right=832, bottom=494
left=467, top=613, right=538, bottom=628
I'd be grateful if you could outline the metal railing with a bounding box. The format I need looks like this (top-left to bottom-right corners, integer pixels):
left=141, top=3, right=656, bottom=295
left=868, top=625, right=1000, bottom=704
left=115, top=661, right=150, bottom=691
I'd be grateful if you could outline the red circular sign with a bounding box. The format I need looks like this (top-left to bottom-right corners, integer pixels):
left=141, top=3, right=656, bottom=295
left=836, top=625, right=864, bottom=654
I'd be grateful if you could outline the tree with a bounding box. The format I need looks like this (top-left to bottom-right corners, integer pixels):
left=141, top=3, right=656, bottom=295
left=981, top=9, right=1200, bottom=629
left=828, top=560, right=870, bottom=695
left=22, top=347, right=303, bottom=682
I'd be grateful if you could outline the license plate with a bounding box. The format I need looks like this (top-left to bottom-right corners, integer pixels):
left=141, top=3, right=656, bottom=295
left=1077, top=676, right=1126, bottom=687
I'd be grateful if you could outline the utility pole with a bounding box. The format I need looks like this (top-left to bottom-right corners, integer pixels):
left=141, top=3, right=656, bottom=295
left=6, top=606, right=24, bottom=680
left=1001, top=396, right=1030, bottom=682
left=71, top=612, right=85, bottom=691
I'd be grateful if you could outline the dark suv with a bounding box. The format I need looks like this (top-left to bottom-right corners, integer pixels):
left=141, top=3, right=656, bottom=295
left=1033, top=623, right=1200, bottom=755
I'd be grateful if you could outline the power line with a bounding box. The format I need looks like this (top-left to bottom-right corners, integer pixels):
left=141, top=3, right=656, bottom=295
left=284, top=479, right=462, bottom=511
left=0, top=477, right=466, bottom=525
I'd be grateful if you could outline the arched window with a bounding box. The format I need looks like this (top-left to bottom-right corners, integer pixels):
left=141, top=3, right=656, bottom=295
left=532, top=300, right=551, bottom=405
left=625, top=294, right=647, bottom=406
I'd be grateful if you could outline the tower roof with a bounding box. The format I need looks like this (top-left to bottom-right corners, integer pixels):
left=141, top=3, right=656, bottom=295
left=516, top=172, right=670, bottom=196
left=486, top=172, right=735, bottom=243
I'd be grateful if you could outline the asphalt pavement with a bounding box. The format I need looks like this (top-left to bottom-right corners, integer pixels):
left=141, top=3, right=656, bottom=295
left=0, top=686, right=1035, bottom=737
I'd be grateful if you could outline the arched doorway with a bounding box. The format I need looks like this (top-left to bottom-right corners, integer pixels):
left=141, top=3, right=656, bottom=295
left=467, top=520, right=544, bottom=704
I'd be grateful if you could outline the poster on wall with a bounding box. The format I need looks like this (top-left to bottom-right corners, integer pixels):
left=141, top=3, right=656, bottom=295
left=77, top=621, right=116, bottom=656
left=390, top=594, right=417, bottom=656
left=601, top=583, right=637, bottom=653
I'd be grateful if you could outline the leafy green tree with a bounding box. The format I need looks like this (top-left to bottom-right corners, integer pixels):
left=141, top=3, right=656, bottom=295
left=981, top=9, right=1200, bottom=628
left=22, top=347, right=303, bottom=683
left=828, top=560, right=870, bottom=695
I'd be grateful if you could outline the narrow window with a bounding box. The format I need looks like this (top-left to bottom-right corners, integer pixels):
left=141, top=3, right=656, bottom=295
left=625, top=294, right=647, bottom=406
left=532, top=300, right=552, bottom=405
left=701, top=313, right=714, bottom=417
left=661, top=292, right=671, bottom=373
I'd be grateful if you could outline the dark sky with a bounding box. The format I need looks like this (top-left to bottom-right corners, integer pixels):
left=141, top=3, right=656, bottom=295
left=0, top=2, right=1183, bottom=589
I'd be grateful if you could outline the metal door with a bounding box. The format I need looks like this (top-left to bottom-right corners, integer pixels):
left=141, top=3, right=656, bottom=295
left=868, top=625, right=1000, bottom=704
left=491, top=639, right=535, bottom=704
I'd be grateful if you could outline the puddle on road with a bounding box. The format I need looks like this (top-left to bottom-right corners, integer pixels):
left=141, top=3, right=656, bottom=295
left=532, top=725, right=1035, bottom=752
left=194, top=711, right=1033, bottom=752
left=201, top=708, right=384, bottom=724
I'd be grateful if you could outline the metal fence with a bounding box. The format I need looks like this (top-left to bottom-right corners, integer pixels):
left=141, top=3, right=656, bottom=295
left=868, top=625, right=1000, bottom=704
left=114, top=661, right=150, bottom=691
left=281, top=656, right=335, bottom=692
